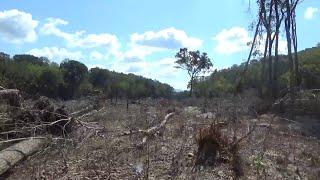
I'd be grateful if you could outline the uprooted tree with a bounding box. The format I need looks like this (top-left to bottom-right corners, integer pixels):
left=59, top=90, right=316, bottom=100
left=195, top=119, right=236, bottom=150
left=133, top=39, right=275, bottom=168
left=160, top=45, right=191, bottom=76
left=175, top=48, right=213, bottom=97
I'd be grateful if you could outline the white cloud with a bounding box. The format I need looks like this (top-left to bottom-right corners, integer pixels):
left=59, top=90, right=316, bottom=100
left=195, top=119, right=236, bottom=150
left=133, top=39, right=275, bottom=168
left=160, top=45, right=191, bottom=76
left=158, top=57, right=176, bottom=66
left=122, top=44, right=162, bottom=59
left=254, top=34, right=287, bottom=55
left=0, top=9, right=38, bottom=43
left=126, top=62, right=148, bottom=73
left=40, top=18, right=121, bottom=56
left=28, top=47, right=82, bottom=62
left=304, top=7, right=319, bottom=20
left=214, top=27, right=251, bottom=54
left=156, top=58, right=179, bottom=78
left=114, top=27, right=202, bottom=66
left=90, top=51, right=103, bottom=60
left=276, top=37, right=287, bottom=55
left=112, top=56, right=180, bottom=80
left=131, top=27, right=203, bottom=50
left=214, top=26, right=288, bottom=55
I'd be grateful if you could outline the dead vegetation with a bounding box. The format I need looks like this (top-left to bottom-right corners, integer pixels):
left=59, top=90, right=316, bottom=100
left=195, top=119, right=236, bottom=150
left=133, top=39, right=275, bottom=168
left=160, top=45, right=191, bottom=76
left=0, top=89, right=319, bottom=179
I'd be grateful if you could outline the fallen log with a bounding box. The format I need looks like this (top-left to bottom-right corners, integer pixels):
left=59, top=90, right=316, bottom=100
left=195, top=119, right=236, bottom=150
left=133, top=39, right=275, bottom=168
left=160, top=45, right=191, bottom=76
left=123, top=112, right=175, bottom=136
left=140, top=112, right=175, bottom=136
left=139, top=113, right=175, bottom=147
left=0, top=137, right=48, bottom=175
left=70, top=105, right=95, bottom=117
left=0, top=89, right=20, bottom=98
left=123, top=113, right=175, bottom=147
left=0, top=89, right=21, bottom=107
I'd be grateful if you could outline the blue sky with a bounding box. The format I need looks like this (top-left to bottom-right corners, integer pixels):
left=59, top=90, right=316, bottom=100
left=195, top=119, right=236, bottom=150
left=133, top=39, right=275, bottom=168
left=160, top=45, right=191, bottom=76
left=0, top=0, right=319, bottom=90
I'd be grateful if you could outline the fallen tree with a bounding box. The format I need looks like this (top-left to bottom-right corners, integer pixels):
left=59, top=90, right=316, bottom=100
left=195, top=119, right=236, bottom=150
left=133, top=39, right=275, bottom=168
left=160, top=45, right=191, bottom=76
left=123, top=112, right=175, bottom=146
left=0, top=137, right=49, bottom=175
left=0, top=89, right=21, bottom=107
left=0, top=87, right=107, bottom=177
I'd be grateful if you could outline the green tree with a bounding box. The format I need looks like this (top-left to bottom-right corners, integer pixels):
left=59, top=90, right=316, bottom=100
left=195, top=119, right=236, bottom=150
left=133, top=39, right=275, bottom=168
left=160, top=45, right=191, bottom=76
left=60, top=59, right=88, bottom=99
left=13, top=54, right=49, bottom=66
left=175, top=48, right=213, bottom=96
left=37, top=67, right=64, bottom=98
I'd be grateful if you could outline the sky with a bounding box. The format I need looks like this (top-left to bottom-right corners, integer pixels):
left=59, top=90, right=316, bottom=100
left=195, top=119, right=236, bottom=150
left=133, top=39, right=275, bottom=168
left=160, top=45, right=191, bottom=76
left=0, top=0, right=319, bottom=90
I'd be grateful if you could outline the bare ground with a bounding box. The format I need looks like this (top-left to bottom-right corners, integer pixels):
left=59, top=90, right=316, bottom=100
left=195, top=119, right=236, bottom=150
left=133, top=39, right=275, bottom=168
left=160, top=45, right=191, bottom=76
left=3, top=98, right=320, bottom=180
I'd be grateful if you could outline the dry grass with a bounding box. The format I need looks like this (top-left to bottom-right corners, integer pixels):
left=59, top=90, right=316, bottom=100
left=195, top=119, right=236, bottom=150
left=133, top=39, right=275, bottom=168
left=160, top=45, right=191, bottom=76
left=2, top=97, right=320, bottom=179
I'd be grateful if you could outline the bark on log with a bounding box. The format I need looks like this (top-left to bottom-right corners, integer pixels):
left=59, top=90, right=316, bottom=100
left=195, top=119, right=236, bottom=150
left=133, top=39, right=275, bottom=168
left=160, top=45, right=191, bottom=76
left=123, top=112, right=175, bottom=136
left=137, top=113, right=175, bottom=147
left=141, top=112, right=175, bottom=136
left=0, top=138, right=48, bottom=175
left=0, top=89, right=21, bottom=107
left=0, top=89, right=20, bottom=98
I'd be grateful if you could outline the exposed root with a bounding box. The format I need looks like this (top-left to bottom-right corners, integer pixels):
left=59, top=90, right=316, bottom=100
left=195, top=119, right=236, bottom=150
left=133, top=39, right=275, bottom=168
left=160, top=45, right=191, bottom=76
left=193, top=121, right=256, bottom=179
left=193, top=124, right=229, bottom=171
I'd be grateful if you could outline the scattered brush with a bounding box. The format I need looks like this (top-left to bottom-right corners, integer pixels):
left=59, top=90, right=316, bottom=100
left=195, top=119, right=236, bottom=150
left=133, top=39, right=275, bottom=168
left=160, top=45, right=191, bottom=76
left=193, top=121, right=256, bottom=179
left=193, top=123, right=229, bottom=170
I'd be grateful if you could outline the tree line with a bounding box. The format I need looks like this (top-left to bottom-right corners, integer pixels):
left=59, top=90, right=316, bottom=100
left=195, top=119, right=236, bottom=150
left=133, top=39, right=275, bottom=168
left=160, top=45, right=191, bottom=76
left=190, top=45, right=320, bottom=98
left=0, top=53, right=173, bottom=100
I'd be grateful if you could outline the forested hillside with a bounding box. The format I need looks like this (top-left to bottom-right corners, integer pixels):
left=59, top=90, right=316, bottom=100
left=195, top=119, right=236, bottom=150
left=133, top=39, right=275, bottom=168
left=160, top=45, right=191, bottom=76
left=0, top=53, right=173, bottom=99
left=1, top=45, right=319, bottom=100
left=192, top=45, right=320, bottom=97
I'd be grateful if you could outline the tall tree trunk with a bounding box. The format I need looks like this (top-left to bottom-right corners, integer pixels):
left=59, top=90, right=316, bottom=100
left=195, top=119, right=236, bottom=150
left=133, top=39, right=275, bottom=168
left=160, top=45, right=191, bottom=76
left=267, top=32, right=273, bottom=97
left=273, top=0, right=280, bottom=99
left=291, top=10, right=299, bottom=87
left=285, top=0, right=295, bottom=119
left=235, top=17, right=261, bottom=96
left=189, top=76, right=194, bottom=97
left=260, top=36, right=269, bottom=97
left=267, top=0, right=274, bottom=98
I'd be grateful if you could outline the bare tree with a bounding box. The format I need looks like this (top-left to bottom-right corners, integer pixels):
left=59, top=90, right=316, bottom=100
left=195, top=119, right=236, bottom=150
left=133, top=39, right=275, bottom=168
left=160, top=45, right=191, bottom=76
left=241, top=0, right=302, bottom=111
left=273, top=0, right=285, bottom=98
left=284, top=0, right=300, bottom=118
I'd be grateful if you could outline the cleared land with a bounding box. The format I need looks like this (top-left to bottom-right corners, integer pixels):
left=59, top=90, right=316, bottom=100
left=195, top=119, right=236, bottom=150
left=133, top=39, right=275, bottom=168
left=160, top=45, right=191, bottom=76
left=1, top=97, right=319, bottom=179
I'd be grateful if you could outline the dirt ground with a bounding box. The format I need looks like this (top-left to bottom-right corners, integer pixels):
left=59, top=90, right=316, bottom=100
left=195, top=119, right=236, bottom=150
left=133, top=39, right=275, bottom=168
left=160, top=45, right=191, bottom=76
left=3, top=97, right=320, bottom=180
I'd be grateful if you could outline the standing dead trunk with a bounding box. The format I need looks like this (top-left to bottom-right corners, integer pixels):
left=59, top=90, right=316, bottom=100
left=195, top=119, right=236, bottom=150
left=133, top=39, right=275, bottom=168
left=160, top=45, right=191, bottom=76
left=267, top=0, right=274, bottom=98
left=235, top=17, right=261, bottom=96
left=285, top=0, right=295, bottom=119
left=267, top=32, right=273, bottom=97
left=273, top=0, right=281, bottom=99
left=260, top=37, right=269, bottom=97
left=291, top=10, right=299, bottom=87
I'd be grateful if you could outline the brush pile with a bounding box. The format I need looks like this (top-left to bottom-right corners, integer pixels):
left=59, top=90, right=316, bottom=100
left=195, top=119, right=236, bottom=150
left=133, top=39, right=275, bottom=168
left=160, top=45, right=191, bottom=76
left=193, top=120, right=256, bottom=179
left=0, top=87, right=107, bottom=176
left=1, top=94, right=72, bottom=144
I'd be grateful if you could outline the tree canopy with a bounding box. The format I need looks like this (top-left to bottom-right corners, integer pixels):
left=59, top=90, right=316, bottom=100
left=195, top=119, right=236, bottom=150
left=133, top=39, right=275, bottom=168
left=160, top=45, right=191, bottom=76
left=175, top=48, right=213, bottom=96
left=0, top=52, right=174, bottom=100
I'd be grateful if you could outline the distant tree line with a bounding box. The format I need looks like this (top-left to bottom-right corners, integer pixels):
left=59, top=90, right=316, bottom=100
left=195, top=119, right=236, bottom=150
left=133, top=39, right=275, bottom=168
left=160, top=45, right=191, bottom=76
left=0, top=53, right=173, bottom=100
left=191, top=46, right=320, bottom=98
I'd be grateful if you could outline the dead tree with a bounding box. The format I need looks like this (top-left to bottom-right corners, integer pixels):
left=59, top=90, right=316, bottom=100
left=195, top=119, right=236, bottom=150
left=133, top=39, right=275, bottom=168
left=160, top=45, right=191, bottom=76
left=0, top=138, right=48, bottom=175
left=284, top=0, right=300, bottom=119
left=247, top=0, right=301, bottom=102
left=123, top=112, right=175, bottom=147
left=234, top=13, right=262, bottom=96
